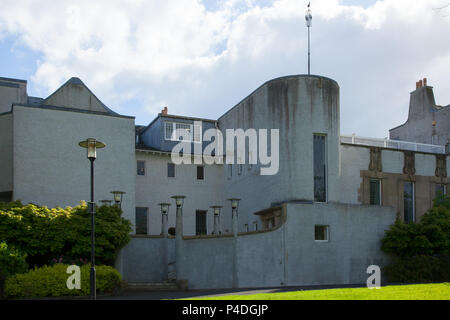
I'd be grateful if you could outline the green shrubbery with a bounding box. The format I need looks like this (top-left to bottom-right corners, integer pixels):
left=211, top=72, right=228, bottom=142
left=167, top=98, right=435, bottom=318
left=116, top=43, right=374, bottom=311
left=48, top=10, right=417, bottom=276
left=0, top=201, right=132, bottom=267
left=0, top=242, right=29, bottom=298
left=4, top=264, right=123, bottom=299
left=381, top=193, right=450, bottom=283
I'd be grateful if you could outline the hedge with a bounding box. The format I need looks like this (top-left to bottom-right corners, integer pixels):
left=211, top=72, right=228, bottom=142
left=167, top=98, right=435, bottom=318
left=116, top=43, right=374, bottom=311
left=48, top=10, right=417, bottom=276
left=5, top=264, right=122, bottom=299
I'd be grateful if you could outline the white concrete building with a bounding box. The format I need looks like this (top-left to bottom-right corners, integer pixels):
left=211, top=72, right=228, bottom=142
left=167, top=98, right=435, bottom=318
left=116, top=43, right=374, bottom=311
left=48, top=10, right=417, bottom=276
left=0, top=74, right=448, bottom=289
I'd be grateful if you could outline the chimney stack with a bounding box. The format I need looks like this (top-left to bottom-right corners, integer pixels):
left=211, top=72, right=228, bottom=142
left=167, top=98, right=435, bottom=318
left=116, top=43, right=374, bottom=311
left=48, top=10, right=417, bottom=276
left=423, top=78, right=427, bottom=86
left=161, top=106, right=168, bottom=115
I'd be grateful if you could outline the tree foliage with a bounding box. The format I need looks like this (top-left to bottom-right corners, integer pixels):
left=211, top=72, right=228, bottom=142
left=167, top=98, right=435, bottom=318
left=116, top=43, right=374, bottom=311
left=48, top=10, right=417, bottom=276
left=0, top=201, right=132, bottom=267
left=381, top=193, right=450, bottom=282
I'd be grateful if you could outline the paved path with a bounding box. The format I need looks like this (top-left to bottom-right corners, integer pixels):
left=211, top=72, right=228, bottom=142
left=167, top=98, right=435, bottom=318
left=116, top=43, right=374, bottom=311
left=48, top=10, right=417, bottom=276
left=101, top=284, right=367, bottom=300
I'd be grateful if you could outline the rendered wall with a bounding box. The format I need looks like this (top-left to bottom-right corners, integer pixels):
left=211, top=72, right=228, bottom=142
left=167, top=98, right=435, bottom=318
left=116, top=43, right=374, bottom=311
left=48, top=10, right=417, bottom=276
left=0, top=113, right=13, bottom=193
left=218, top=75, right=340, bottom=231
left=135, top=151, right=226, bottom=236
left=0, top=78, right=27, bottom=114
left=12, top=105, right=137, bottom=229
left=119, top=202, right=396, bottom=289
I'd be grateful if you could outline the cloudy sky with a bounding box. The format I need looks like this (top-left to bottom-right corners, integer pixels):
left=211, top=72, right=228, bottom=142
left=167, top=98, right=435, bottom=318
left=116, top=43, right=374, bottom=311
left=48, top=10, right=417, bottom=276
left=0, top=0, right=449, bottom=138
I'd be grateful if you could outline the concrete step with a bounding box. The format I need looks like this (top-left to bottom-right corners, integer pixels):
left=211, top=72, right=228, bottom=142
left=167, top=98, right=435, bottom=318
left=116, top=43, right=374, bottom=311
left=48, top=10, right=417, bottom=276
left=125, top=281, right=187, bottom=292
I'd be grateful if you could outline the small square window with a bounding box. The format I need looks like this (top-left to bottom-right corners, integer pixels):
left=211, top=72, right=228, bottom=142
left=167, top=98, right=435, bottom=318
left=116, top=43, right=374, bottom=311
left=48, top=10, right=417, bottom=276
left=137, top=160, right=145, bottom=176
left=168, top=163, right=175, bottom=178
left=314, top=225, right=329, bottom=241
left=197, top=166, right=204, bottom=180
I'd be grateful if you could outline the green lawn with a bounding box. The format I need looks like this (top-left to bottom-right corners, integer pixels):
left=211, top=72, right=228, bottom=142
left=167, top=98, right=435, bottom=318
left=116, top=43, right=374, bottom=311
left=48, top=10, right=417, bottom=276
left=190, top=283, right=450, bottom=300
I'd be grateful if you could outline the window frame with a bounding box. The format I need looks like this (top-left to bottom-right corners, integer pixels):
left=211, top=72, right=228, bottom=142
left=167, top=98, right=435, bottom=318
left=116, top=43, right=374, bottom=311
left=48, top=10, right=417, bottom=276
left=369, top=178, right=382, bottom=205
left=164, top=121, right=202, bottom=143
left=137, top=160, right=146, bottom=176
left=195, top=210, right=208, bottom=236
left=403, top=181, right=415, bottom=223
left=313, top=134, right=328, bottom=203
left=197, top=165, right=205, bottom=180
left=135, top=207, right=148, bottom=235
left=314, top=225, right=329, bottom=242
left=167, top=162, right=176, bottom=178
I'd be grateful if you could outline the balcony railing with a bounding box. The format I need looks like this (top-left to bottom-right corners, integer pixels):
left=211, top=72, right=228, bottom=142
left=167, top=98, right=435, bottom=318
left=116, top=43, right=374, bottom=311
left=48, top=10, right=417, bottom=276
left=340, top=134, right=446, bottom=154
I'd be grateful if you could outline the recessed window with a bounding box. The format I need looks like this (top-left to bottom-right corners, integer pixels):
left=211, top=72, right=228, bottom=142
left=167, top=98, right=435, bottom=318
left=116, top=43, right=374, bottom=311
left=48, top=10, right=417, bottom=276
left=135, top=207, right=148, bottom=235
left=435, top=184, right=446, bottom=198
left=168, top=163, right=175, bottom=178
left=314, top=225, right=329, bottom=241
left=238, top=164, right=243, bottom=175
left=404, top=182, right=415, bottom=223
left=228, top=164, right=232, bottom=179
left=196, top=210, right=207, bottom=235
left=197, top=166, right=204, bottom=180
left=313, top=134, right=327, bottom=202
left=370, top=179, right=381, bottom=205
left=137, top=160, right=145, bottom=176
left=253, top=221, right=258, bottom=231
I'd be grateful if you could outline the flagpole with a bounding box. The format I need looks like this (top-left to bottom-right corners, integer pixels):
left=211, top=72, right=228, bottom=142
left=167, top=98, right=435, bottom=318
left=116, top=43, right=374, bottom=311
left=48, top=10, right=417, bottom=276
left=305, top=3, right=312, bottom=76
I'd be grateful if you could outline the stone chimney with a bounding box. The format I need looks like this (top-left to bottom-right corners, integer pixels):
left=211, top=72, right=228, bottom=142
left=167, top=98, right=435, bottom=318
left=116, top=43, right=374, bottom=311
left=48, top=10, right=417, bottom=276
left=423, top=78, right=427, bottom=86
left=161, top=106, right=168, bottom=115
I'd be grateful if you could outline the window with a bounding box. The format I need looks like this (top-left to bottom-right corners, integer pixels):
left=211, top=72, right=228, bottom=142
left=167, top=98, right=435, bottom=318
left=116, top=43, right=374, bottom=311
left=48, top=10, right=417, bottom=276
left=315, top=225, right=329, bottom=241
left=168, top=163, right=175, bottom=178
left=253, top=221, right=258, bottom=231
left=435, top=184, right=446, bottom=198
left=197, top=166, right=204, bottom=180
left=228, top=164, right=232, bottom=179
left=404, top=182, right=415, bottom=223
left=244, top=224, right=249, bottom=232
left=238, top=164, right=243, bottom=175
left=196, top=210, right=207, bottom=235
left=137, top=160, right=145, bottom=176
left=313, top=134, right=327, bottom=202
left=135, top=207, right=148, bottom=235
left=165, top=122, right=174, bottom=140
left=164, top=121, right=202, bottom=142
left=369, top=179, right=381, bottom=205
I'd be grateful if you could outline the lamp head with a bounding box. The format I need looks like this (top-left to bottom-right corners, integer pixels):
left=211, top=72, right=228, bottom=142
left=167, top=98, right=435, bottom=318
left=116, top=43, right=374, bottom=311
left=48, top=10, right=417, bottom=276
left=79, top=138, right=106, bottom=160
left=110, top=191, right=125, bottom=203
left=227, top=198, right=241, bottom=210
left=210, top=205, right=223, bottom=215
left=158, top=203, right=171, bottom=214
left=171, top=195, right=186, bottom=208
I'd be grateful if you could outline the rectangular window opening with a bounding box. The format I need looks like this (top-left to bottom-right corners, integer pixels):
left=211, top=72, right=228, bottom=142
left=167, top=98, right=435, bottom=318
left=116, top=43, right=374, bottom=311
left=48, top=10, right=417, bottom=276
left=197, top=165, right=204, bottom=180
left=313, top=134, right=327, bottom=202
left=404, top=182, right=415, bottom=223
left=369, top=179, right=381, bottom=205
left=137, top=160, right=145, bottom=176
left=314, top=225, right=329, bottom=241
left=168, top=163, right=175, bottom=178
left=196, top=210, right=207, bottom=235
left=135, top=207, right=148, bottom=235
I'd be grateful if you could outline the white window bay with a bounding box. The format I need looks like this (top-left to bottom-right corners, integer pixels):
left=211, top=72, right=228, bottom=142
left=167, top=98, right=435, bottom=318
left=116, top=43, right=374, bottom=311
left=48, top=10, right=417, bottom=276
left=165, top=121, right=202, bottom=142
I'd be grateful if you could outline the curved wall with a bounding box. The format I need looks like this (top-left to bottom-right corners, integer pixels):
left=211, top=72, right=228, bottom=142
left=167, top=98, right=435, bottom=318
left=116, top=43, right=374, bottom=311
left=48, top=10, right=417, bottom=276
left=218, top=75, right=340, bottom=228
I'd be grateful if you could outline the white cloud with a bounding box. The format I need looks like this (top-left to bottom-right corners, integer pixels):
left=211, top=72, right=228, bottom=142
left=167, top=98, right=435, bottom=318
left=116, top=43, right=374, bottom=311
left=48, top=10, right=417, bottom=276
left=0, top=0, right=449, bottom=138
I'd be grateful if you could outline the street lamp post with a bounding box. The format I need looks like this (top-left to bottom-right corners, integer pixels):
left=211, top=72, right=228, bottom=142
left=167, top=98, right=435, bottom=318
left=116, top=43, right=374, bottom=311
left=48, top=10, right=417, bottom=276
left=158, top=203, right=171, bottom=236
left=228, top=198, right=240, bottom=288
left=171, top=196, right=185, bottom=280
left=78, top=138, right=106, bottom=300
left=159, top=202, right=171, bottom=280
left=111, top=191, right=126, bottom=209
left=210, top=206, right=223, bottom=235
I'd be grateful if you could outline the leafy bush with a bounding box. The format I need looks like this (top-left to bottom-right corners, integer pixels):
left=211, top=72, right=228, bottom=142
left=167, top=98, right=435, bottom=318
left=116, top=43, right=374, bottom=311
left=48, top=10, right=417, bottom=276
left=381, top=193, right=450, bottom=283
left=0, top=201, right=132, bottom=267
left=4, top=264, right=123, bottom=299
left=0, top=242, right=28, bottom=298
left=383, top=255, right=449, bottom=283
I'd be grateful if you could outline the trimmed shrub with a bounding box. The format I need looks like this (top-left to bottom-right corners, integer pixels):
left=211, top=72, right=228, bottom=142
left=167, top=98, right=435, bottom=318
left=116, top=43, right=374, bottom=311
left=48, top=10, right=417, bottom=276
left=4, top=264, right=122, bottom=299
left=0, top=242, right=28, bottom=299
left=0, top=201, right=132, bottom=267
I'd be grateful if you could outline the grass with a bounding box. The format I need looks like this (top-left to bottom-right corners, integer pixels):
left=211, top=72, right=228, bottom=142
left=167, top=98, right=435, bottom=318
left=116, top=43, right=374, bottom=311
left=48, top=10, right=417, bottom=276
left=189, top=283, right=450, bottom=300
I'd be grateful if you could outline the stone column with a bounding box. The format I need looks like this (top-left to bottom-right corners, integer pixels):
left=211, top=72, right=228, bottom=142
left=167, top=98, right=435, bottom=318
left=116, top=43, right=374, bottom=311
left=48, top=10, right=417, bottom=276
left=231, top=206, right=239, bottom=288
left=162, top=212, right=168, bottom=279
left=214, top=213, right=220, bottom=235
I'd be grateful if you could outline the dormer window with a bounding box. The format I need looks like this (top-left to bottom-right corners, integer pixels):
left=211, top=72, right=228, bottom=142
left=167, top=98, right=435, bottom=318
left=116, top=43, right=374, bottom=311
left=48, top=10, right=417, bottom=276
left=164, top=121, right=201, bottom=142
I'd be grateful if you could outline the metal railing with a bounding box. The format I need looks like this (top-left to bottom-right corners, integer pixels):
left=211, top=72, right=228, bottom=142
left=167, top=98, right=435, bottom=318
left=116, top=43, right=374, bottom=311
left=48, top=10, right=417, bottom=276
left=340, top=134, right=446, bottom=154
